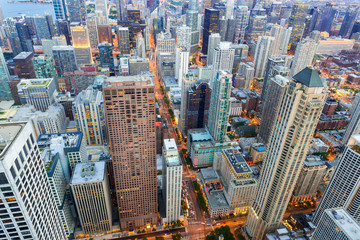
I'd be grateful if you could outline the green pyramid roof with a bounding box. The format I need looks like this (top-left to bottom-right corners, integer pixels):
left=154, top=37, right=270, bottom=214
left=293, top=67, right=323, bottom=87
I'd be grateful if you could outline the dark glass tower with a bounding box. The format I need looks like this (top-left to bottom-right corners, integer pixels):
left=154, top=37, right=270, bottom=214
left=339, top=6, right=359, bottom=38
left=202, top=8, right=219, bottom=55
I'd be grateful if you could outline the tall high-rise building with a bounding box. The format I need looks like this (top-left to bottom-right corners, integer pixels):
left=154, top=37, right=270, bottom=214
left=15, top=21, right=33, bottom=52
left=115, top=0, right=127, bottom=22
left=186, top=0, right=200, bottom=53
left=0, top=122, right=67, bottom=239
left=98, top=25, right=113, bottom=45
left=258, top=75, right=289, bottom=144
left=73, top=87, right=107, bottom=145
left=136, top=33, right=146, bottom=58
left=233, top=6, right=249, bottom=44
left=42, top=36, right=67, bottom=57
left=103, top=73, right=158, bottom=230
left=339, top=6, right=359, bottom=38
left=67, top=0, right=86, bottom=25
left=117, top=27, right=131, bottom=55
left=225, top=0, right=235, bottom=19
left=244, top=67, right=327, bottom=240
left=32, top=55, right=57, bottom=83
left=71, top=162, right=112, bottom=235
left=236, top=62, right=255, bottom=89
left=179, top=73, right=198, bottom=135
left=210, top=42, right=235, bottom=86
left=253, top=36, right=275, bottom=78
left=316, top=3, right=337, bottom=33
left=245, top=15, right=267, bottom=43
left=52, top=46, right=78, bottom=77
left=288, top=4, right=309, bottom=48
left=87, top=14, right=99, bottom=49
left=162, top=139, right=183, bottom=223
left=176, top=25, right=191, bottom=50
left=313, top=135, right=360, bottom=224
left=33, top=15, right=51, bottom=40
left=202, top=8, right=220, bottom=55
left=13, top=52, right=36, bottom=79
left=71, top=25, right=92, bottom=65
left=156, top=32, right=175, bottom=54
left=175, top=46, right=189, bottom=86
left=52, top=0, right=67, bottom=20
left=313, top=208, right=360, bottom=240
left=207, top=33, right=221, bottom=65
left=0, top=48, right=12, bottom=101
left=207, top=71, right=232, bottom=142
left=290, top=38, right=318, bottom=77
left=268, top=24, right=292, bottom=56
left=231, top=44, right=249, bottom=73
left=56, top=20, right=71, bottom=45
left=99, top=42, right=114, bottom=72
left=343, top=94, right=360, bottom=145
left=45, top=14, right=56, bottom=38
left=94, top=0, right=108, bottom=24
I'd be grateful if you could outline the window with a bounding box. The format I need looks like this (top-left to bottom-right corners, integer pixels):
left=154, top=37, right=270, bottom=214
left=10, top=167, right=16, bottom=179
left=0, top=173, right=8, bottom=185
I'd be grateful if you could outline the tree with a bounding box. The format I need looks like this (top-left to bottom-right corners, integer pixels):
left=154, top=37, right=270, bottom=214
left=142, top=238, right=148, bottom=240
left=155, top=237, right=165, bottom=240
left=206, top=226, right=235, bottom=240
left=172, top=233, right=182, bottom=240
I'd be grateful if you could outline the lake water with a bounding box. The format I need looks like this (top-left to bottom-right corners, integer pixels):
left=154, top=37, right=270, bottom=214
left=0, top=0, right=55, bottom=18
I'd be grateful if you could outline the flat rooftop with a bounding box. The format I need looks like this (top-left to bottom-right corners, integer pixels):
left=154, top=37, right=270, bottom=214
left=104, top=72, right=154, bottom=87
left=13, top=52, right=33, bottom=60
left=223, top=149, right=251, bottom=175
left=324, top=208, right=360, bottom=239
left=199, top=168, right=219, bottom=182
left=37, top=132, right=82, bottom=149
left=189, top=129, right=212, bottom=142
left=18, top=78, right=52, bottom=90
left=0, top=122, right=26, bottom=159
left=71, top=161, right=105, bottom=184
left=207, top=190, right=229, bottom=210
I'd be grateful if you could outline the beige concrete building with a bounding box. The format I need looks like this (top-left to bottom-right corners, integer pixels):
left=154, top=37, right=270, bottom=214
left=244, top=68, right=327, bottom=240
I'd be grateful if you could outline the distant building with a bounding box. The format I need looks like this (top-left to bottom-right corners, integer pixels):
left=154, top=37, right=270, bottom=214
left=52, top=46, right=78, bottom=77
left=323, top=99, right=338, bottom=116
left=17, top=78, right=57, bottom=112
left=202, top=8, right=220, bottom=55
left=64, top=71, right=105, bottom=94
left=32, top=55, right=57, bottom=84
left=0, top=48, right=12, bottom=101
left=129, top=57, right=150, bottom=75
left=13, top=51, right=36, bottom=79
left=117, top=27, right=130, bottom=55
left=70, top=162, right=112, bottom=235
left=99, top=42, right=114, bottom=72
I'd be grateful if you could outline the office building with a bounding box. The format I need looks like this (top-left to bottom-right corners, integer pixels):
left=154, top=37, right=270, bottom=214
left=186, top=0, right=200, bottom=53
left=313, top=208, right=360, bottom=240
left=245, top=15, right=267, bottom=43
left=176, top=25, right=191, bottom=50
left=39, top=146, right=75, bottom=238
left=231, top=44, right=249, bottom=73
left=175, top=46, right=189, bottom=86
left=207, top=71, right=232, bottom=142
left=32, top=15, right=51, bottom=40
left=234, top=6, right=249, bottom=43
left=292, top=155, right=327, bottom=202
left=313, top=135, right=360, bottom=224
left=162, top=139, right=183, bottom=223
left=343, top=94, right=360, bottom=145
left=0, top=122, right=67, bottom=239
left=94, top=0, right=108, bottom=24
left=136, top=33, right=146, bottom=58
left=236, top=62, right=254, bottom=89
left=67, top=0, right=86, bottom=25
left=71, top=26, right=92, bottom=65
left=56, top=20, right=71, bottom=45
left=244, top=68, right=327, bottom=240
left=115, top=0, right=127, bottom=22
left=73, top=87, right=107, bottom=145
left=32, top=55, right=57, bottom=81
left=64, top=71, right=104, bottom=93
left=156, top=32, right=175, bottom=54
left=87, top=14, right=99, bottom=50
left=129, top=57, right=150, bottom=75
left=316, top=38, right=355, bottom=55
left=339, top=6, right=359, bottom=39
left=17, top=78, right=56, bottom=112
left=202, top=8, right=220, bottom=55
left=253, top=36, right=275, bottom=78
left=290, top=38, right=318, bottom=77
left=210, top=42, right=235, bottom=86
left=117, top=27, right=131, bottom=55
left=207, top=33, right=221, bottom=66
left=15, top=21, right=33, bottom=52
left=99, top=42, right=114, bottom=72
left=53, top=46, right=78, bottom=77
left=268, top=25, right=292, bottom=56
left=103, top=73, right=158, bottom=230
left=213, top=149, right=257, bottom=215
left=288, top=4, right=309, bottom=48
left=42, top=36, right=67, bottom=57
left=52, top=0, right=67, bottom=20
left=0, top=48, right=12, bottom=101
left=98, top=25, right=113, bottom=45
left=71, top=162, right=112, bottom=235
left=13, top=52, right=36, bottom=79
left=316, top=3, right=337, bottom=33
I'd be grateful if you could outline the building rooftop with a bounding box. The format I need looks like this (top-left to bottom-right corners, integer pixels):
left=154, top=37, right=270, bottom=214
left=0, top=122, right=25, bottom=159
left=71, top=161, right=106, bottom=184
left=104, top=72, right=154, bottom=87
left=199, top=168, right=219, bottom=183
left=293, top=67, right=324, bottom=88
left=324, top=208, right=360, bottom=239
left=304, top=155, right=326, bottom=167
left=223, top=148, right=252, bottom=175
left=189, top=129, right=212, bottom=142
left=207, top=190, right=229, bottom=210
left=37, top=132, right=82, bottom=151
left=17, top=78, right=53, bottom=90
left=13, top=51, right=33, bottom=60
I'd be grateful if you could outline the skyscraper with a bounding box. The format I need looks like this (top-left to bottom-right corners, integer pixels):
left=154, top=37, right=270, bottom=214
left=33, top=15, right=51, bottom=40
left=115, top=0, right=127, bottom=22
left=52, top=0, right=67, bottom=20
left=103, top=73, right=158, bottom=230
left=202, top=8, right=220, bottom=55
left=207, top=71, right=232, bottom=142
left=32, top=55, right=57, bottom=81
left=0, top=122, right=67, bottom=239
left=268, top=24, right=292, bottom=56
left=210, top=42, right=235, bottom=86
left=98, top=25, right=113, bottom=45
left=186, top=0, right=200, bottom=53
left=290, top=38, right=318, bottom=77
left=52, top=46, right=78, bottom=77
left=71, top=25, right=92, bottom=65
left=94, top=0, right=108, bottom=24
left=162, top=139, right=183, bottom=223
left=245, top=15, right=267, bottom=43
left=339, top=6, right=359, bottom=39
left=175, top=46, right=189, bottom=86
left=288, top=4, right=309, bottom=48
left=207, top=33, right=221, bottom=65
left=233, top=6, right=249, bottom=44
left=73, top=87, right=107, bottom=145
left=313, top=135, right=360, bottom=224
left=87, top=14, right=99, bottom=49
left=13, top=52, right=36, bottom=79
left=179, top=73, right=198, bottom=135
left=67, top=0, right=86, bottom=25
left=176, top=25, right=191, bottom=50
left=316, top=3, right=337, bottom=33
left=253, top=36, right=275, bottom=78
left=15, top=21, right=33, bottom=52
left=0, top=48, right=12, bottom=101
left=225, top=0, right=235, bottom=19
left=136, top=33, right=146, bottom=58
left=99, top=42, right=114, bottom=72
left=244, top=68, right=327, bottom=240
left=117, top=27, right=131, bottom=55
left=343, top=94, right=360, bottom=145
